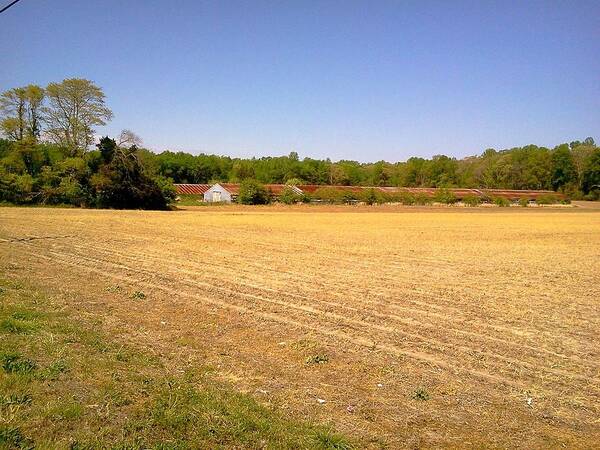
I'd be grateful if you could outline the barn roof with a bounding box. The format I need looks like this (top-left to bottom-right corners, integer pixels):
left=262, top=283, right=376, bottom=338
left=296, top=185, right=563, bottom=199
left=480, top=189, right=563, bottom=200
left=217, top=184, right=300, bottom=196
left=174, top=184, right=211, bottom=195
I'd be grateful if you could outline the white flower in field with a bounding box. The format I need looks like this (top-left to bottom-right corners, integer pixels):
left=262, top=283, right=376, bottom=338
left=377, top=383, right=384, bottom=388
left=317, top=398, right=326, bottom=404
left=526, top=396, right=533, bottom=407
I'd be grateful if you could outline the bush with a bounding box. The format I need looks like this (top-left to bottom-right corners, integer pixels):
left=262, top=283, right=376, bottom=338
left=397, top=192, right=416, bottom=205
left=361, top=188, right=382, bottom=205
left=519, top=197, right=529, bottom=207
left=462, top=195, right=481, bottom=207
left=414, top=193, right=432, bottom=205
left=493, top=197, right=511, bottom=207
left=312, top=187, right=345, bottom=204
left=536, top=194, right=559, bottom=205
left=300, top=193, right=312, bottom=203
left=433, top=188, right=457, bottom=204
left=238, top=179, right=270, bottom=205
left=279, top=186, right=301, bottom=204
left=341, top=191, right=359, bottom=204
left=154, top=175, right=177, bottom=204
left=0, top=170, right=35, bottom=204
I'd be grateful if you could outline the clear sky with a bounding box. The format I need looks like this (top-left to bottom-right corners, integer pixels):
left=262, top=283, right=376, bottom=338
left=2, top=0, right=599, bottom=162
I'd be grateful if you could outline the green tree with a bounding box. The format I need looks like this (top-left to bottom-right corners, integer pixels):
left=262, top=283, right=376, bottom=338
left=581, top=149, right=600, bottom=196
left=43, top=79, right=113, bottom=154
left=0, top=87, right=26, bottom=140
left=551, top=145, right=577, bottom=190
left=362, top=188, right=379, bottom=205
left=238, top=179, right=270, bottom=205
left=0, top=85, right=45, bottom=141
left=92, top=139, right=170, bottom=209
left=98, top=136, right=117, bottom=163
left=24, top=85, right=45, bottom=139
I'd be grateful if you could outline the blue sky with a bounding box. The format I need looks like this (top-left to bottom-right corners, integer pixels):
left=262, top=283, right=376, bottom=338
left=2, top=0, right=599, bottom=162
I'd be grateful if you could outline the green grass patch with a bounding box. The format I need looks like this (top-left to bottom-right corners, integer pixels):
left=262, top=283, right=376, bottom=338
left=412, top=387, right=430, bottom=401
left=306, top=354, right=329, bottom=365
left=176, top=194, right=206, bottom=206
left=0, top=426, right=34, bottom=449
left=1, top=353, right=37, bottom=374
left=0, top=393, right=33, bottom=407
left=0, top=275, right=355, bottom=449
left=130, top=290, right=146, bottom=300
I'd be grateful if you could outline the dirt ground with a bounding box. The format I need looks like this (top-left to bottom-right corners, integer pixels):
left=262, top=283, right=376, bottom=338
left=1, top=205, right=599, bottom=448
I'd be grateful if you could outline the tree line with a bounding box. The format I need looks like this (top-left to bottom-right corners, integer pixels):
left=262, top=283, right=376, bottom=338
left=1, top=78, right=599, bottom=209
left=0, top=79, right=174, bottom=209
left=151, top=140, right=599, bottom=199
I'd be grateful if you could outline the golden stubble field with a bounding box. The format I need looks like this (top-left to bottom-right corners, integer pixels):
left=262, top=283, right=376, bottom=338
left=1, top=205, right=599, bottom=448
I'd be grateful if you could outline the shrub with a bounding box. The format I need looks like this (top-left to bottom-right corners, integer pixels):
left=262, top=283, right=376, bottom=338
left=414, top=193, right=432, bottom=205
left=300, top=193, right=312, bottom=203
left=462, top=195, right=481, bottom=207
left=154, top=175, right=177, bottom=204
left=361, top=188, right=380, bottom=205
left=313, top=187, right=345, bottom=204
left=434, top=188, right=458, bottom=204
left=493, top=197, right=511, bottom=207
left=341, top=191, right=358, bottom=204
left=279, top=186, right=301, bottom=204
left=519, top=197, right=529, bottom=207
left=238, top=179, right=270, bottom=205
left=397, top=192, right=416, bottom=205
left=536, top=194, right=559, bottom=205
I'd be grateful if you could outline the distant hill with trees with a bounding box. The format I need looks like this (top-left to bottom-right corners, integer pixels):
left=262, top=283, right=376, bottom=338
left=1, top=78, right=598, bottom=208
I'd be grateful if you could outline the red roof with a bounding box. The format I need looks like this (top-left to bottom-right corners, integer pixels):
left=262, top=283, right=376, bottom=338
left=218, top=184, right=300, bottom=196
left=174, top=184, right=211, bottom=195
left=296, top=185, right=563, bottom=200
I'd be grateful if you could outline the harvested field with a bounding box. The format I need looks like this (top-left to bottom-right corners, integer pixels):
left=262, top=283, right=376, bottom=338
left=1, top=206, right=599, bottom=448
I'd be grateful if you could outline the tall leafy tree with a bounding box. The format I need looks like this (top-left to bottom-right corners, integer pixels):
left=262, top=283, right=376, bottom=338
left=551, top=144, right=577, bottom=190
left=43, top=79, right=113, bottom=155
left=24, top=85, right=45, bottom=139
left=0, top=87, right=27, bottom=140
left=0, top=85, right=45, bottom=141
left=581, top=149, right=600, bottom=195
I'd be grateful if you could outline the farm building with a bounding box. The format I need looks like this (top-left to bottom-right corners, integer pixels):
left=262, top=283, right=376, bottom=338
left=175, top=183, right=563, bottom=204
left=204, top=183, right=302, bottom=203
left=174, top=184, right=211, bottom=196
left=296, top=185, right=563, bottom=202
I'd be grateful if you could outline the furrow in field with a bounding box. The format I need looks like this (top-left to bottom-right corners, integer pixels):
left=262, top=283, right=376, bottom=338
left=156, top=228, right=598, bottom=291
left=42, top=237, right=600, bottom=371
left=13, top=243, right=534, bottom=393
left=14, top=241, right=600, bottom=395
left=50, top=236, right=600, bottom=354
left=117, top=228, right=598, bottom=320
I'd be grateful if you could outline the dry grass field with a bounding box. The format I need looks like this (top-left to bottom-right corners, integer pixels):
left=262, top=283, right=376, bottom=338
left=1, top=205, right=599, bottom=448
